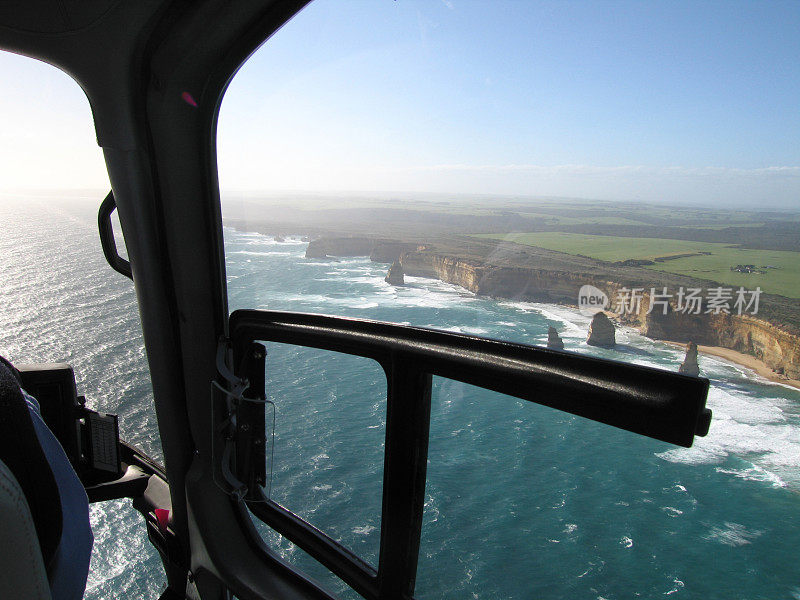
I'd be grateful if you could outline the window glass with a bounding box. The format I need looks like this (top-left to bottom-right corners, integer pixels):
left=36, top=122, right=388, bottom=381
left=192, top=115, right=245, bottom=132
left=249, top=342, right=386, bottom=566
left=420, top=378, right=800, bottom=598
left=0, top=52, right=161, bottom=600
left=218, top=1, right=800, bottom=597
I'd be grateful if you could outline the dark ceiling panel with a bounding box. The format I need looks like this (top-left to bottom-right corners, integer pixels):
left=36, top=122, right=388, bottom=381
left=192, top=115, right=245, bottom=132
left=0, top=0, right=120, bottom=34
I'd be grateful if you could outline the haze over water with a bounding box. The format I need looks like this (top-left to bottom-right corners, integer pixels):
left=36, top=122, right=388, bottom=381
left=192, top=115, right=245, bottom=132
left=2, top=198, right=800, bottom=599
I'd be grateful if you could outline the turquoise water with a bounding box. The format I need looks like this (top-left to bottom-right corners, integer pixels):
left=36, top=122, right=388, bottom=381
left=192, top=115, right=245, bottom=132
left=227, top=228, right=800, bottom=600
left=0, top=197, right=161, bottom=598
left=2, top=198, right=800, bottom=599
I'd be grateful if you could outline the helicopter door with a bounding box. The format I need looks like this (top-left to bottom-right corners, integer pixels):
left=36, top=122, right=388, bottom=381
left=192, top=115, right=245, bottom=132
left=216, top=309, right=710, bottom=600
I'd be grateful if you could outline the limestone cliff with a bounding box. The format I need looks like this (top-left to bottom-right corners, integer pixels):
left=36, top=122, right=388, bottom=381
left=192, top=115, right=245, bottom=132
left=628, top=293, right=800, bottom=379
left=401, top=250, right=605, bottom=302
left=398, top=250, right=800, bottom=379
left=371, top=242, right=419, bottom=263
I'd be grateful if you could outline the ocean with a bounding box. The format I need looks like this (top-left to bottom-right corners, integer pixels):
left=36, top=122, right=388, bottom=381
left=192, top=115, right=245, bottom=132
left=2, top=197, right=800, bottom=599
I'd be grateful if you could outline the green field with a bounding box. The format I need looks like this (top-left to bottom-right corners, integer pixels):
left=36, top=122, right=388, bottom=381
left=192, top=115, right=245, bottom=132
left=501, top=212, right=652, bottom=226
left=475, top=232, right=800, bottom=298
left=675, top=222, right=765, bottom=229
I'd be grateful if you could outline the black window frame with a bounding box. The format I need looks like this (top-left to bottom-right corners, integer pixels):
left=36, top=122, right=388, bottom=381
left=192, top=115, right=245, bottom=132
left=226, top=309, right=710, bottom=600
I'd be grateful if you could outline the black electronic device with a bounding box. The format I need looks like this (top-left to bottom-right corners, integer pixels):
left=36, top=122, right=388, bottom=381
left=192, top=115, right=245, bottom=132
left=17, top=363, right=123, bottom=481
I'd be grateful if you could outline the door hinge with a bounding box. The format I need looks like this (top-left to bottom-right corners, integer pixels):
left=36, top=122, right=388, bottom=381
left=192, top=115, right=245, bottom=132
left=212, top=336, right=273, bottom=502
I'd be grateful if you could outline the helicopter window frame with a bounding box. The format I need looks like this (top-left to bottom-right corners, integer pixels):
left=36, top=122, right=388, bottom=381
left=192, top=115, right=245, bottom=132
left=225, top=310, right=709, bottom=600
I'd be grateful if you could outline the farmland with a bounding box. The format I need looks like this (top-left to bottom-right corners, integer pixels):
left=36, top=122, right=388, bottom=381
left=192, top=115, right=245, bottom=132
left=474, top=232, right=800, bottom=299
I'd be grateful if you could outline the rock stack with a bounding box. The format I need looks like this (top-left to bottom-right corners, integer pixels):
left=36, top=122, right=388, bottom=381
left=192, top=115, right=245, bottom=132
left=385, top=261, right=404, bottom=286
left=586, top=312, right=616, bottom=347
left=678, top=341, right=700, bottom=376
left=547, top=326, right=565, bottom=350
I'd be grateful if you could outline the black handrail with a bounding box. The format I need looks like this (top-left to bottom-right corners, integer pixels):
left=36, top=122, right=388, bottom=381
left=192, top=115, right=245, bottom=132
left=98, top=191, right=133, bottom=280
left=229, top=309, right=711, bottom=600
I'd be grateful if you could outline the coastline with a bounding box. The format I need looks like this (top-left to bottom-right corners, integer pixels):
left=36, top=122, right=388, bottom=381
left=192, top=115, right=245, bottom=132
left=541, top=304, right=800, bottom=391
left=254, top=232, right=800, bottom=390
left=664, top=341, right=800, bottom=391
left=416, top=271, right=800, bottom=392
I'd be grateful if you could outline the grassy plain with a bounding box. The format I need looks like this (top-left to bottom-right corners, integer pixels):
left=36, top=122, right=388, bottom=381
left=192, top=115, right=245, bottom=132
left=475, top=232, right=800, bottom=299
left=676, top=223, right=765, bottom=229
left=225, top=193, right=800, bottom=297
left=498, top=212, right=652, bottom=226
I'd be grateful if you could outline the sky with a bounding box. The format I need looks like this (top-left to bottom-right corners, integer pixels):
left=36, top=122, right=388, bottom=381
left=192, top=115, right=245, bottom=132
left=1, top=0, right=799, bottom=207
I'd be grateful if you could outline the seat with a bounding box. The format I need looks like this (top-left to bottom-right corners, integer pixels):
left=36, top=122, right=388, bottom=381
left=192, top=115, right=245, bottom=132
left=0, top=356, right=92, bottom=599
left=0, top=457, right=51, bottom=599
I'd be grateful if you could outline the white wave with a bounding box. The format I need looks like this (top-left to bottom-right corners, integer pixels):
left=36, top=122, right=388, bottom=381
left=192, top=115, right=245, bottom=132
left=423, top=324, right=490, bottom=336
left=276, top=294, right=382, bottom=311
left=704, top=522, right=763, bottom=547
left=497, top=300, right=536, bottom=313
left=353, top=301, right=379, bottom=309
left=497, top=301, right=588, bottom=331
left=665, top=579, right=685, bottom=596
left=279, top=293, right=334, bottom=305
left=533, top=307, right=589, bottom=332
left=229, top=250, right=299, bottom=257
left=714, top=465, right=787, bottom=488
left=340, top=277, right=381, bottom=285
left=432, top=325, right=491, bottom=336
left=352, top=525, right=376, bottom=535
left=320, top=257, right=371, bottom=265
left=698, top=352, right=800, bottom=392
left=271, top=237, right=306, bottom=245
left=395, top=292, right=464, bottom=309
left=224, top=228, right=307, bottom=245
left=404, top=275, right=476, bottom=296
left=334, top=265, right=375, bottom=277
left=462, top=326, right=490, bottom=336
left=657, top=383, right=800, bottom=487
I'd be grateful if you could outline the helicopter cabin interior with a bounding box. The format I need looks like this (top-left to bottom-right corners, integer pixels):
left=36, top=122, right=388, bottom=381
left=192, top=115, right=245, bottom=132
left=0, top=1, right=730, bottom=598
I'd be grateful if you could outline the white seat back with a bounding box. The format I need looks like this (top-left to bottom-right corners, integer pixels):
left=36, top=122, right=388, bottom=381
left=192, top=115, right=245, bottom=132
left=0, top=458, right=51, bottom=600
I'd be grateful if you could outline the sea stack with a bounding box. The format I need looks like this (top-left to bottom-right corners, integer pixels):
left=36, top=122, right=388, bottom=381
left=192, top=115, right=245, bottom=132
left=385, top=261, right=404, bottom=285
left=305, top=240, right=328, bottom=259
left=586, top=312, right=616, bottom=347
left=678, top=341, right=700, bottom=376
left=547, top=326, right=565, bottom=350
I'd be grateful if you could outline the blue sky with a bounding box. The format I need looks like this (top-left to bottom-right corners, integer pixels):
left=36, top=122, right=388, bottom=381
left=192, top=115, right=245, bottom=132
left=2, top=0, right=799, bottom=206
